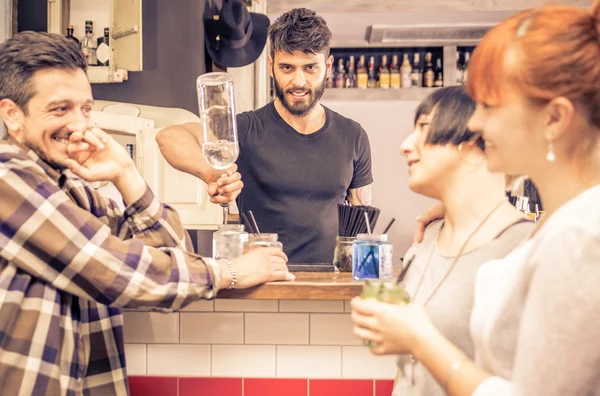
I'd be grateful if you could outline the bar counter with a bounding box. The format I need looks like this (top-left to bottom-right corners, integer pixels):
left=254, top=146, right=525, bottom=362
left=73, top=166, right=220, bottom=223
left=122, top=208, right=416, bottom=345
left=217, top=271, right=363, bottom=300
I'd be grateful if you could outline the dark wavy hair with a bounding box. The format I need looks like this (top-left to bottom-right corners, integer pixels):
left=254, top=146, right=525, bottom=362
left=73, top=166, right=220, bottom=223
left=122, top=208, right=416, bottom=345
left=267, top=8, right=332, bottom=59
left=0, top=31, right=87, bottom=114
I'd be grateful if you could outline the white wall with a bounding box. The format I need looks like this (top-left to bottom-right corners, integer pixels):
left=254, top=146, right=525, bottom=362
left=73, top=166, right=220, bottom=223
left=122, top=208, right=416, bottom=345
left=0, top=0, right=10, bottom=138
left=321, top=99, right=436, bottom=260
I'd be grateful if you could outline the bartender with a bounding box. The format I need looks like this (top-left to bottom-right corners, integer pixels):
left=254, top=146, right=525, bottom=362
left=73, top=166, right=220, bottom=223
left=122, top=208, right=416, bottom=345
left=157, top=4, right=373, bottom=264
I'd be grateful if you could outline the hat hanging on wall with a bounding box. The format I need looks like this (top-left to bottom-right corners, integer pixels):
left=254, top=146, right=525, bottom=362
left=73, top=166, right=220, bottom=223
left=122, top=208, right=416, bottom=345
left=205, top=0, right=270, bottom=68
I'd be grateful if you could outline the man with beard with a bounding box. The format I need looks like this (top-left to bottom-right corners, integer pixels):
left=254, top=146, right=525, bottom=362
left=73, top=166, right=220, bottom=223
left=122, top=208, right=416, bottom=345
left=0, top=31, right=293, bottom=395
left=157, top=8, right=373, bottom=264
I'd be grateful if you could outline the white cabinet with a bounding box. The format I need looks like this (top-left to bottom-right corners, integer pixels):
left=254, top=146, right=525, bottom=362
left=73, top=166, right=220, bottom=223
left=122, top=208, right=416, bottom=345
left=47, top=0, right=143, bottom=83
left=91, top=101, right=221, bottom=229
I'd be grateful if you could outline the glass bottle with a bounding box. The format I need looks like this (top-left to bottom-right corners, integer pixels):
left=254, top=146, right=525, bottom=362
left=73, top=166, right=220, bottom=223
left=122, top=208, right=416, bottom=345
left=378, top=55, right=390, bottom=89
left=400, top=53, right=412, bottom=88
left=65, top=25, right=80, bottom=47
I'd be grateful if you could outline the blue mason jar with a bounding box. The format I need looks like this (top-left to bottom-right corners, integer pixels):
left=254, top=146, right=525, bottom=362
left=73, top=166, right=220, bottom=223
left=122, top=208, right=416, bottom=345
left=352, top=234, right=393, bottom=280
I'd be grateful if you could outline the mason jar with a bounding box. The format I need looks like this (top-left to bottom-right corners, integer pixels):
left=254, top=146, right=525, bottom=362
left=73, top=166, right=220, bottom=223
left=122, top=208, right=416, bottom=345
left=243, top=233, right=283, bottom=253
left=333, top=236, right=356, bottom=272
left=352, top=234, right=393, bottom=280
left=212, top=224, right=248, bottom=260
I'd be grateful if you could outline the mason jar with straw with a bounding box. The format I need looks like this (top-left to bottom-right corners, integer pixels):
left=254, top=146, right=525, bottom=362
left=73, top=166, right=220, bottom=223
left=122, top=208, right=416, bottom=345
left=352, top=212, right=393, bottom=280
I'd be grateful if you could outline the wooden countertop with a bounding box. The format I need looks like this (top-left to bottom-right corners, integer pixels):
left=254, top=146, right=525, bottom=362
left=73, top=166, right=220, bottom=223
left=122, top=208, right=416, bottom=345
left=217, top=272, right=364, bottom=300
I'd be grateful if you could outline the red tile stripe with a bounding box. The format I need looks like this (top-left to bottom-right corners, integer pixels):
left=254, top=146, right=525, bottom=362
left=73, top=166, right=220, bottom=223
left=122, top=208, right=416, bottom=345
left=128, top=377, right=394, bottom=396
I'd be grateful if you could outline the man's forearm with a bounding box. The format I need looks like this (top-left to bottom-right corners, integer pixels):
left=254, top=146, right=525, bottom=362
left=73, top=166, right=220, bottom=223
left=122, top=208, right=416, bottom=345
left=347, top=184, right=373, bottom=205
left=156, top=124, right=216, bottom=184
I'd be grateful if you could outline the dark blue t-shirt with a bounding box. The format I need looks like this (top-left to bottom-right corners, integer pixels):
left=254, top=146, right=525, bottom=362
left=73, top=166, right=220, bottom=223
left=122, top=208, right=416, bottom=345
left=236, top=101, right=373, bottom=264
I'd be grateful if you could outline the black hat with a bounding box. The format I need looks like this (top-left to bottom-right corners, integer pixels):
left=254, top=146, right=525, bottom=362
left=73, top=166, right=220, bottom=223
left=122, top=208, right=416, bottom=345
left=205, top=0, right=270, bottom=68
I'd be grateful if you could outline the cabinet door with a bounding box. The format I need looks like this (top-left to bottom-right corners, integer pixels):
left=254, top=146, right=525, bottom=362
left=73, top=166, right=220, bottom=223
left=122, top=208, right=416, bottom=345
left=142, top=128, right=221, bottom=230
left=112, top=0, right=143, bottom=71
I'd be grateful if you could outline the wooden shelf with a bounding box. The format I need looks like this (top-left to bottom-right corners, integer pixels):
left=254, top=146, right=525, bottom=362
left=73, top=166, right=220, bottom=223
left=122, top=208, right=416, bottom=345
left=217, top=272, right=365, bottom=300
left=322, top=87, right=442, bottom=102
left=87, top=66, right=129, bottom=84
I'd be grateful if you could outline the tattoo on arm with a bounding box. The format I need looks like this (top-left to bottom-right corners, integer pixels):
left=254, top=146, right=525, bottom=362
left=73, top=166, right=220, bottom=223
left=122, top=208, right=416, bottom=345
left=347, top=184, right=372, bottom=205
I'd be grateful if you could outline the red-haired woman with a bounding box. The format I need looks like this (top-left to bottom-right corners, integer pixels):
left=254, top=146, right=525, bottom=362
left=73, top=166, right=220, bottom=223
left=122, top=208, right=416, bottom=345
left=351, top=2, right=600, bottom=395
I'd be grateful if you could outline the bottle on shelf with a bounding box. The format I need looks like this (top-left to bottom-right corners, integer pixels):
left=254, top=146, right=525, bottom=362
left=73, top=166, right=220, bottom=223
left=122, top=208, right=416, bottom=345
left=434, top=58, right=444, bottom=87
left=345, top=55, right=357, bottom=88
left=463, top=51, right=471, bottom=84
left=455, top=51, right=464, bottom=85
left=81, top=21, right=97, bottom=66
left=400, top=53, right=412, bottom=88
left=367, top=56, right=378, bottom=88
left=378, top=55, right=390, bottom=89
left=390, top=54, right=400, bottom=89
left=335, top=58, right=346, bottom=88
left=65, top=24, right=80, bottom=47
left=326, top=65, right=335, bottom=88
left=411, top=53, right=422, bottom=87
left=96, top=27, right=110, bottom=66
left=423, top=52, right=435, bottom=88
left=357, top=55, right=368, bottom=89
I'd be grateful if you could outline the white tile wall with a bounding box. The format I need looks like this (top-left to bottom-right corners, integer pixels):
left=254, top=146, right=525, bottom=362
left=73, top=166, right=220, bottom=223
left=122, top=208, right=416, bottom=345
left=310, top=314, right=361, bottom=346
left=344, top=300, right=353, bottom=313
left=122, top=299, right=396, bottom=379
left=215, top=299, right=278, bottom=312
left=276, top=346, right=342, bottom=378
left=245, top=313, right=309, bottom=345
left=279, top=300, right=344, bottom=313
left=123, top=311, right=179, bottom=344
left=124, top=343, right=146, bottom=375
left=181, top=299, right=214, bottom=312
left=212, top=345, right=276, bottom=377
left=342, top=346, right=398, bottom=379
left=180, top=313, right=244, bottom=344
left=147, top=344, right=210, bottom=376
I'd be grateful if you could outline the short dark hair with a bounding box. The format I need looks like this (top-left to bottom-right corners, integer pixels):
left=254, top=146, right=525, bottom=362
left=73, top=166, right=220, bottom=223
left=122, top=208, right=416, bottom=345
left=267, top=8, right=332, bottom=59
left=0, top=31, right=87, bottom=114
left=415, top=86, right=483, bottom=150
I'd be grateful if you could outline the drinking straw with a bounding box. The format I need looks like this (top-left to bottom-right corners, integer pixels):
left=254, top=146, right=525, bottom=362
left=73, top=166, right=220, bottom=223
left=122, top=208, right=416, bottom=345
left=248, top=210, right=261, bottom=234
left=382, top=218, right=396, bottom=234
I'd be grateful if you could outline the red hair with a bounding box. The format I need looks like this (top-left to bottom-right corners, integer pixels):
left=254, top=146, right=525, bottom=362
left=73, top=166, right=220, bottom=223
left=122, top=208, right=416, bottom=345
left=467, top=0, right=600, bottom=128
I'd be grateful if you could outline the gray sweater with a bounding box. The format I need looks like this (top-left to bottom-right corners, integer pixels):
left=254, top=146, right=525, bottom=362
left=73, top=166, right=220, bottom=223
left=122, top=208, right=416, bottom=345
left=393, top=219, right=533, bottom=396
left=472, top=184, right=600, bottom=395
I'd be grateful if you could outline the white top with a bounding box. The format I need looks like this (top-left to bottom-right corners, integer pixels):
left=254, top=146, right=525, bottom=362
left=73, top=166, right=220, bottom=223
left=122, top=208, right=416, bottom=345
left=471, top=184, right=600, bottom=396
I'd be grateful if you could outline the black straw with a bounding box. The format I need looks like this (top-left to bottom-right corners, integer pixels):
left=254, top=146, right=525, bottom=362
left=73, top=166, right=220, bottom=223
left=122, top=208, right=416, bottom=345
left=248, top=210, right=261, bottom=234
left=396, top=256, right=415, bottom=284
left=382, top=218, right=396, bottom=234
left=241, top=213, right=255, bottom=234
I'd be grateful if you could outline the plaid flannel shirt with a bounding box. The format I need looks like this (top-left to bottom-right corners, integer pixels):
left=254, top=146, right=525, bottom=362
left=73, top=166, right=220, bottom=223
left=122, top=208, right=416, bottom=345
left=0, top=137, right=221, bottom=395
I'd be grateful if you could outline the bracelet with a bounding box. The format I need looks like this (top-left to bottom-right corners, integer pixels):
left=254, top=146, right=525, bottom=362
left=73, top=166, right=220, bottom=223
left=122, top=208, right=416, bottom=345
left=444, top=356, right=468, bottom=391
left=222, top=259, right=237, bottom=289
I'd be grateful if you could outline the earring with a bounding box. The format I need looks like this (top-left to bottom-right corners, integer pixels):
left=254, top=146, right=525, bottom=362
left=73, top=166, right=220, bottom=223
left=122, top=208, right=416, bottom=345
left=546, top=139, right=556, bottom=162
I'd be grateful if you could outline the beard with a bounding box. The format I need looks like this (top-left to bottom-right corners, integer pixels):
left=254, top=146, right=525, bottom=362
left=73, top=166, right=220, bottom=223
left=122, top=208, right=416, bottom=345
left=273, top=72, right=326, bottom=117
left=22, top=136, right=67, bottom=171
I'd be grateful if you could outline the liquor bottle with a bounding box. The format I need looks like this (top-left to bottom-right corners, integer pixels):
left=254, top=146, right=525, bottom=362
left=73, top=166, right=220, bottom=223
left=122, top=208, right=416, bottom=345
left=96, top=28, right=110, bottom=66
left=400, top=53, right=412, bottom=88
left=424, top=52, right=435, bottom=88
left=81, top=23, right=97, bottom=66
left=455, top=51, right=464, bottom=85
left=463, top=51, right=471, bottom=84
left=378, top=55, right=390, bottom=89
left=65, top=25, right=80, bottom=47
left=345, top=55, right=357, bottom=88
left=434, top=58, right=444, bottom=87
left=335, top=58, right=346, bottom=88
left=357, top=55, right=368, bottom=89
left=367, top=56, right=378, bottom=88
left=390, top=55, right=400, bottom=89
left=326, top=65, right=335, bottom=88
left=411, top=53, right=422, bottom=87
